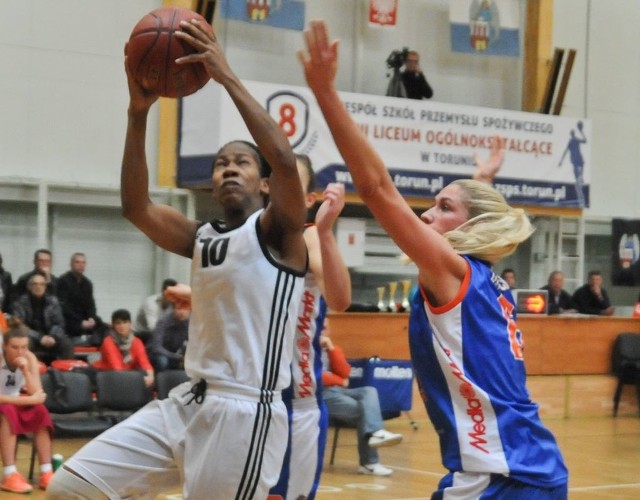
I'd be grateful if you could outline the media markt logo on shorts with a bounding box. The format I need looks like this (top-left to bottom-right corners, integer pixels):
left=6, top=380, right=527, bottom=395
left=373, top=365, right=413, bottom=379
left=266, top=91, right=310, bottom=149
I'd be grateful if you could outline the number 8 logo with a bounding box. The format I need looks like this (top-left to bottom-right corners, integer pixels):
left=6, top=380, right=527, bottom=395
left=267, top=91, right=309, bottom=148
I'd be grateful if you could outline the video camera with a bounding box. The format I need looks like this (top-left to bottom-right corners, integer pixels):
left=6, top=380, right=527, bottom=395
left=386, top=47, right=409, bottom=70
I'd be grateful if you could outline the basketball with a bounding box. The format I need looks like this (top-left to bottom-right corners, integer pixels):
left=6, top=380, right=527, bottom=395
left=127, top=7, right=212, bottom=98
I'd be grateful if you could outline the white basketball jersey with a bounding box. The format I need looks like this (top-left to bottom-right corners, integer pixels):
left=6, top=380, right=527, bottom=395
left=0, top=364, right=24, bottom=397
left=186, top=210, right=305, bottom=399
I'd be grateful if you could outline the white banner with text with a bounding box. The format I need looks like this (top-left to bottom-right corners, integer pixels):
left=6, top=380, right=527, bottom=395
left=178, top=80, right=590, bottom=208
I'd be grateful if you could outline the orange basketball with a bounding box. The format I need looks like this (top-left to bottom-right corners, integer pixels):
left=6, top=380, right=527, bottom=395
left=126, top=7, right=211, bottom=98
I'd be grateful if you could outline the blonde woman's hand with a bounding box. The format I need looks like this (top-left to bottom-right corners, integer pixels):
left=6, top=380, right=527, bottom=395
left=298, top=20, right=340, bottom=93
left=473, top=135, right=505, bottom=184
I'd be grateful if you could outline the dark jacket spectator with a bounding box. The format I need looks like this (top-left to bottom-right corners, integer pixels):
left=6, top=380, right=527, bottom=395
left=541, top=271, right=576, bottom=315
left=11, top=272, right=73, bottom=363
left=57, top=252, right=105, bottom=345
left=11, top=249, right=58, bottom=305
left=401, top=50, right=433, bottom=100
left=148, top=307, right=189, bottom=372
left=571, top=271, right=615, bottom=316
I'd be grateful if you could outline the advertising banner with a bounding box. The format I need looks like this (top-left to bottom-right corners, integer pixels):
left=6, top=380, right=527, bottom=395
left=178, top=80, right=591, bottom=208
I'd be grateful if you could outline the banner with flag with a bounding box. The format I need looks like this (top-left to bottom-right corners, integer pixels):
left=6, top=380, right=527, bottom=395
left=611, top=219, right=640, bottom=286
left=219, top=0, right=305, bottom=31
left=369, top=0, right=399, bottom=27
left=450, top=0, right=520, bottom=57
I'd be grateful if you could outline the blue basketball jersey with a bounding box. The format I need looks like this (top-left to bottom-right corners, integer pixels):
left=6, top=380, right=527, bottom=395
left=409, top=256, right=567, bottom=487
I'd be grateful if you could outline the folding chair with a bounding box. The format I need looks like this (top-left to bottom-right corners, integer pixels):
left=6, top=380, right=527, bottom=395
left=155, top=369, right=190, bottom=400
left=612, top=332, right=640, bottom=416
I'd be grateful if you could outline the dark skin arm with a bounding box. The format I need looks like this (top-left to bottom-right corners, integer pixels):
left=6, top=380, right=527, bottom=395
left=121, top=48, right=198, bottom=258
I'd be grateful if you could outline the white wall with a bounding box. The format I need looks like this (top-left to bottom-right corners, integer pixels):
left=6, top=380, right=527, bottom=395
left=0, top=0, right=161, bottom=186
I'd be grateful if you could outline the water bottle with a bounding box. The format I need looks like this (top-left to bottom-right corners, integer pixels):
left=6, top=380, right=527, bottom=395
left=52, top=453, right=64, bottom=472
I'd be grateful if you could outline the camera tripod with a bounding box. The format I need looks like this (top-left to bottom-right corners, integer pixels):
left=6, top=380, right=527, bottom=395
left=385, top=68, right=407, bottom=98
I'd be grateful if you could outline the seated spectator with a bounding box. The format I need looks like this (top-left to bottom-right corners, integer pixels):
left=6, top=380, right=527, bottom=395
left=148, top=302, right=190, bottom=373
left=0, top=253, right=13, bottom=313
left=93, top=309, right=154, bottom=389
left=11, top=249, right=58, bottom=307
left=10, top=272, right=73, bottom=364
left=133, top=278, right=177, bottom=344
left=57, top=252, right=106, bottom=347
left=541, top=271, right=576, bottom=315
left=500, top=268, right=517, bottom=289
left=0, top=320, right=54, bottom=493
left=572, top=270, right=615, bottom=316
left=321, top=323, right=402, bottom=477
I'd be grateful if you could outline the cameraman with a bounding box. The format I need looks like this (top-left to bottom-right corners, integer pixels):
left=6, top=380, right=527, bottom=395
left=402, top=50, right=433, bottom=100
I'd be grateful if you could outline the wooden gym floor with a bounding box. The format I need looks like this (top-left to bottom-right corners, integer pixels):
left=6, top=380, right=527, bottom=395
left=8, top=414, right=640, bottom=499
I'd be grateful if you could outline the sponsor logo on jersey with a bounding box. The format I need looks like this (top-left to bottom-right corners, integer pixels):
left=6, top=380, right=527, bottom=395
left=449, top=359, right=489, bottom=454
left=492, top=272, right=510, bottom=291
left=295, top=290, right=316, bottom=398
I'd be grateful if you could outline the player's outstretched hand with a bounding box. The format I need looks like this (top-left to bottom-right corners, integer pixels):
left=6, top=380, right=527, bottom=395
left=315, top=182, right=345, bottom=233
left=124, top=43, right=159, bottom=113
left=473, top=135, right=504, bottom=184
left=298, top=19, right=339, bottom=93
left=164, top=283, right=192, bottom=310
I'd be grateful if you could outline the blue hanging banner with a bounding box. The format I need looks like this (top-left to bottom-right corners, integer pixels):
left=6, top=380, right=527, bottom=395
left=219, top=0, right=305, bottom=31
left=450, top=0, right=521, bottom=57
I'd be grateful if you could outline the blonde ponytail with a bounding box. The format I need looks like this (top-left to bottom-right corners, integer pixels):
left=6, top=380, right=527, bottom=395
left=444, top=179, right=534, bottom=263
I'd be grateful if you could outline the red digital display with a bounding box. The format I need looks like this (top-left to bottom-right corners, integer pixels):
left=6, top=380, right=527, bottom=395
left=514, top=290, right=548, bottom=315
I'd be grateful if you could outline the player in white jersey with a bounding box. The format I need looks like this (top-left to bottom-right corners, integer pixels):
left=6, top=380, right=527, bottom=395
left=300, top=20, right=567, bottom=498
left=269, top=156, right=351, bottom=499
left=0, top=321, right=54, bottom=493
left=47, top=17, right=307, bottom=500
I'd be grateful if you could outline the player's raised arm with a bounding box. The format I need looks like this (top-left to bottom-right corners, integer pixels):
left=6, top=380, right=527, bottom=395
left=298, top=20, right=464, bottom=293
left=121, top=44, right=199, bottom=259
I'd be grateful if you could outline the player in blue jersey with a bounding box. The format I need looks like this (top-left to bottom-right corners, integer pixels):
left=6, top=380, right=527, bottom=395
left=299, top=20, right=568, bottom=499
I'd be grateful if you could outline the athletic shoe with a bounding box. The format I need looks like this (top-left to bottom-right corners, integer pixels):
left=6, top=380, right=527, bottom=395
left=368, top=429, right=403, bottom=448
left=1, top=471, right=33, bottom=494
left=39, top=470, right=54, bottom=490
left=358, top=463, right=393, bottom=476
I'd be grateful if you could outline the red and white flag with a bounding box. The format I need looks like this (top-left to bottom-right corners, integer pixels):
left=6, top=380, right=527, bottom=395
left=369, top=0, right=398, bottom=27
